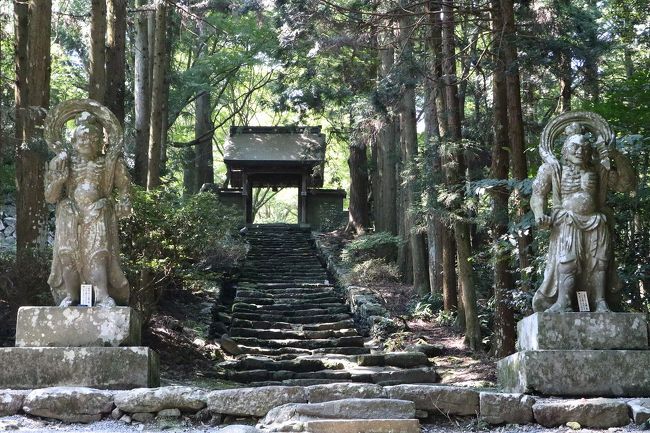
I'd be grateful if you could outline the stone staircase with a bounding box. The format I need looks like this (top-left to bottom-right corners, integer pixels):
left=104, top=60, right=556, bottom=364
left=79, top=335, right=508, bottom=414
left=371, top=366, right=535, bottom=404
left=214, top=224, right=437, bottom=386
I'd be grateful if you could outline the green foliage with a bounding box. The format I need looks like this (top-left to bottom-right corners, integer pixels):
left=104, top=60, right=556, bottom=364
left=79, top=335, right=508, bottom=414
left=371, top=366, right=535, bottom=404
left=347, top=258, right=401, bottom=286
left=119, top=188, right=246, bottom=317
left=341, top=232, right=400, bottom=265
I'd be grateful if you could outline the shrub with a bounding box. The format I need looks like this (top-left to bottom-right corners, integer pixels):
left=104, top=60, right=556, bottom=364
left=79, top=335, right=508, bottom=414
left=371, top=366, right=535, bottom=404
left=347, top=258, right=401, bottom=285
left=341, top=232, right=400, bottom=265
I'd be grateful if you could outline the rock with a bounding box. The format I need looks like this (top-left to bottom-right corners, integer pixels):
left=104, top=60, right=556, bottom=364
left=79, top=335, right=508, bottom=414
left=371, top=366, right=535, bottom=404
left=111, top=407, right=124, bottom=420
left=628, top=399, right=650, bottom=424
left=357, top=354, right=384, bottom=367
left=303, top=419, right=420, bottom=433
left=114, top=386, right=206, bottom=413
left=220, top=335, right=244, bottom=355
left=405, top=343, right=442, bottom=357
left=0, top=390, right=28, bottom=416
left=119, top=414, right=132, bottom=423
left=372, top=367, right=439, bottom=385
left=566, top=421, right=581, bottom=430
left=207, top=386, right=307, bottom=417
left=258, top=398, right=415, bottom=432
left=383, top=352, right=430, bottom=368
left=307, top=383, right=384, bottom=403
left=15, top=306, right=141, bottom=348
left=415, top=410, right=429, bottom=418
left=22, top=387, right=113, bottom=423
left=385, top=385, right=479, bottom=416
left=219, top=425, right=262, bottom=433
left=479, top=392, right=535, bottom=425
left=532, top=398, right=630, bottom=428
left=158, top=408, right=181, bottom=417
left=132, top=412, right=155, bottom=423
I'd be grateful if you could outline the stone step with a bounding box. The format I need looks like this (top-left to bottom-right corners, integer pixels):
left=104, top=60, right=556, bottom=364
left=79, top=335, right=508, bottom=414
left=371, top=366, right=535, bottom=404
left=304, top=419, right=420, bottom=433
left=255, top=283, right=334, bottom=289
left=232, top=336, right=365, bottom=350
left=220, top=356, right=330, bottom=372
left=233, top=296, right=343, bottom=306
left=231, top=318, right=356, bottom=331
left=229, top=327, right=360, bottom=340
left=236, top=290, right=337, bottom=300
left=232, top=312, right=352, bottom=324
left=233, top=304, right=350, bottom=315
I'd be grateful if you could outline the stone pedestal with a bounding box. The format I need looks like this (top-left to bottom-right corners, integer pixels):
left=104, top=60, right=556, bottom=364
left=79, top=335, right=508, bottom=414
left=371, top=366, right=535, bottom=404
left=0, top=306, right=159, bottom=389
left=498, top=312, right=650, bottom=397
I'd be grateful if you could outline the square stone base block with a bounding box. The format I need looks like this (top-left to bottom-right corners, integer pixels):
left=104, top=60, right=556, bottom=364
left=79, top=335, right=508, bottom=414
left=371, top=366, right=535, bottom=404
left=517, top=312, right=648, bottom=351
left=0, top=347, right=159, bottom=389
left=498, top=350, right=650, bottom=397
left=16, top=306, right=141, bottom=347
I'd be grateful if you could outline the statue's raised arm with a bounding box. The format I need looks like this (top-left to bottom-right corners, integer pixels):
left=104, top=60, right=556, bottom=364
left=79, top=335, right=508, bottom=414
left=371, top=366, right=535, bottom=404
left=531, top=111, right=636, bottom=313
left=44, top=99, right=131, bottom=308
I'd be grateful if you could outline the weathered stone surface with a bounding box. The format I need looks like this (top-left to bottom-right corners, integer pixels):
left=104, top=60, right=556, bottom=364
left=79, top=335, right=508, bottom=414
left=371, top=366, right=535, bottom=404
left=307, top=383, right=384, bottom=403
left=258, top=399, right=415, bottom=432
left=132, top=412, right=155, bottom=422
left=158, top=408, right=181, bottom=417
left=383, top=352, right=430, bottom=368
left=517, top=312, right=648, bottom=351
left=0, top=390, right=28, bottom=416
left=207, top=386, right=307, bottom=417
left=498, top=350, right=650, bottom=396
left=371, top=367, right=439, bottom=385
left=532, top=398, right=629, bottom=428
left=357, top=354, right=384, bottom=367
left=115, top=386, right=206, bottom=413
left=16, top=306, right=141, bottom=348
left=23, top=387, right=113, bottom=423
left=384, top=385, right=478, bottom=416
left=479, top=392, right=534, bottom=425
left=627, top=399, right=650, bottom=424
left=219, top=425, right=263, bottom=433
left=304, top=419, right=420, bottom=433
left=111, top=407, right=124, bottom=420
left=0, top=347, right=159, bottom=389
left=405, top=343, right=443, bottom=357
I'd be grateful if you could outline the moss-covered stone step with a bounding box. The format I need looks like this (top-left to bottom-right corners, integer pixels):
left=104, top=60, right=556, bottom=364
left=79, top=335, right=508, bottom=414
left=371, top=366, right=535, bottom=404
left=233, top=303, right=349, bottom=315
left=229, top=327, right=359, bottom=340
left=231, top=336, right=365, bottom=350
left=230, top=318, right=355, bottom=331
left=232, top=312, right=352, bottom=324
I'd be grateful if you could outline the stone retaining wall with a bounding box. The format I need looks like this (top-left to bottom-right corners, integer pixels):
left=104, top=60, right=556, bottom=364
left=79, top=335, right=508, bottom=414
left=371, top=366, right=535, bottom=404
left=313, top=238, right=397, bottom=338
left=1, top=384, right=648, bottom=429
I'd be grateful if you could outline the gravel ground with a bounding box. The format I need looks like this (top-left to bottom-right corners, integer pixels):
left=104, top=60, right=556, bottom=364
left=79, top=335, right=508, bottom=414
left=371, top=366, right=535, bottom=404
left=0, top=415, right=645, bottom=433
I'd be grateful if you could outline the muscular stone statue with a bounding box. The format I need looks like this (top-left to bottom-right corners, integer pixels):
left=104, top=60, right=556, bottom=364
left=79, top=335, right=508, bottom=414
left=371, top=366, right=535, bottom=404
left=44, top=100, right=131, bottom=307
left=531, top=111, right=636, bottom=313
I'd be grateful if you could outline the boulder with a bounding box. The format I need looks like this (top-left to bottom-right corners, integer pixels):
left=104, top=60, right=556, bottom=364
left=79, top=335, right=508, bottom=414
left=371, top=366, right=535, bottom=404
left=207, top=386, right=307, bottom=417
left=23, top=387, right=113, bottom=423
left=384, top=385, right=478, bottom=416
left=158, top=408, right=181, bottom=417
left=114, top=386, right=206, bottom=413
left=479, top=392, right=534, bottom=425
left=258, top=398, right=415, bottom=432
left=132, top=412, right=155, bottom=422
left=304, top=419, right=420, bottom=433
left=532, top=398, right=629, bottom=428
left=383, top=352, right=430, bottom=368
left=307, top=383, right=384, bottom=403
left=628, top=399, right=650, bottom=424
left=0, top=390, right=28, bottom=416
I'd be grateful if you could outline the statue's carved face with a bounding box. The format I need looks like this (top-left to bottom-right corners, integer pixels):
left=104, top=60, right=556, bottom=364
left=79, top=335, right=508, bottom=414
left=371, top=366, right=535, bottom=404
left=563, top=135, right=590, bottom=166
left=72, top=112, right=103, bottom=159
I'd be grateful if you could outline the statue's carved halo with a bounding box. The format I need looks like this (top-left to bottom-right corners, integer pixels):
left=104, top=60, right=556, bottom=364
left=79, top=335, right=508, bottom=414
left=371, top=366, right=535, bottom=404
left=539, top=111, right=614, bottom=165
left=44, top=99, right=123, bottom=160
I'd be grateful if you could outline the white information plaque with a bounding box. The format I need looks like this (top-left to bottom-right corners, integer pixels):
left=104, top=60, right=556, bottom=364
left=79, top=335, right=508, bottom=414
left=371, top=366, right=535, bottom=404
left=80, top=284, right=93, bottom=307
left=576, top=291, right=590, bottom=312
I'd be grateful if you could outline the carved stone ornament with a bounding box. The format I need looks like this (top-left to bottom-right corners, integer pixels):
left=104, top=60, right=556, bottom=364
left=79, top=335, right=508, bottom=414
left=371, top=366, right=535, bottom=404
left=531, top=111, right=637, bottom=313
left=44, top=99, right=132, bottom=307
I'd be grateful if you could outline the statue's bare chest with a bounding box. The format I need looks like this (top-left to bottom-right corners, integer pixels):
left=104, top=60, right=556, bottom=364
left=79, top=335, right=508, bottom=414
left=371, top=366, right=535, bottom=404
left=561, top=167, right=598, bottom=213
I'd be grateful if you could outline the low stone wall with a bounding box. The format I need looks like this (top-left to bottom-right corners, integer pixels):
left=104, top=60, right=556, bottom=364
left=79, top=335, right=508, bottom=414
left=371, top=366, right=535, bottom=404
left=313, top=237, right=397, bottom=338
left=1, top=384, right=648, bottom=429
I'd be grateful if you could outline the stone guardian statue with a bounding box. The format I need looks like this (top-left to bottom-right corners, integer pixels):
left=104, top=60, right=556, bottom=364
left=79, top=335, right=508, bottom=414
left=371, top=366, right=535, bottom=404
left=531, top=111, right=636, bottom=313
left=44, top=99, right=131, bottom=307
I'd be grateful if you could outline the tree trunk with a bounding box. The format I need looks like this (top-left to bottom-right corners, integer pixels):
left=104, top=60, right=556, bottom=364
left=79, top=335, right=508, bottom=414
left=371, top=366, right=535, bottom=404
left=558, top=51, right=572, bottom=112
left=15, top=0, right=51, bottom=304
left=501, top=0, right=531, bottom=290
left=146, top=0, right=166, bottom=190
left=195, top=90, right=214, bottom=188
left=490, top=0, right=516, bottom=357
left=105, top=0, right=126, bottom=124
left=89, top=0, right=106, bottom=102
left=183, top=147, right=197, bottom=195
left=133, top=0, right=150, bottom=187
left=347, top=137, right=369, bottom=235
left=441, top=0, right=481, bottom=350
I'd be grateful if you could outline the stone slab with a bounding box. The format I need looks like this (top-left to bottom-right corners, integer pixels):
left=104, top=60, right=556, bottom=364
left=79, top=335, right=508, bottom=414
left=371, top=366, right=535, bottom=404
left=384, top=385, right=479, bottom=416
left=304, top=419, right=420, bottom=433
left=532, top=398, right=630, bottom=428
left=0, top=347, right=159, bottom=389
left=16, top=306, right=141, bottom=347
left=207, top=386, right=307, bottom=417
left=479, top=392, right=534, bottom=425
left=23, top=387, right=114, bottom=423
left=498, top=350, right=650, bottom=396
left=627, top=399, right=650, bottom=424
left=516, top=312, right=647, bottom=351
